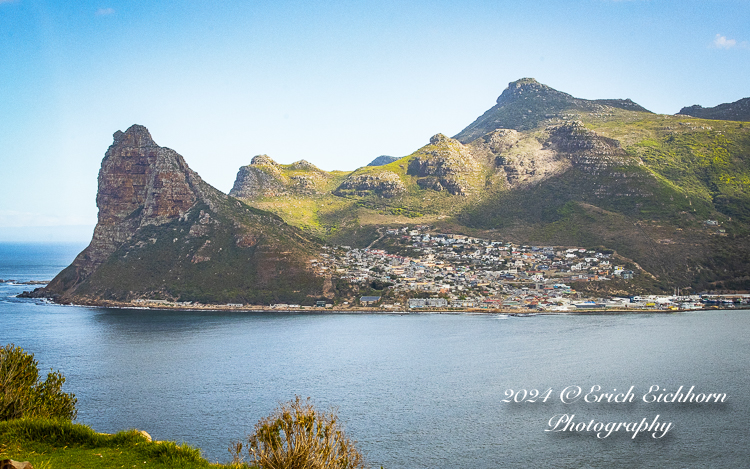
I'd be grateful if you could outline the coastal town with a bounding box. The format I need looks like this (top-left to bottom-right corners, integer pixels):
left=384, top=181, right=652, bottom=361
left=300, top=225, right=748, bottom=312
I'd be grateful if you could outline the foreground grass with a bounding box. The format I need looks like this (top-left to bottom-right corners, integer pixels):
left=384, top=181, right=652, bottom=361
left=0, top=418, right=251, bottom=469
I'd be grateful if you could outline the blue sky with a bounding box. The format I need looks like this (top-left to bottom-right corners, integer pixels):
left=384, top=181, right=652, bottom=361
left=1, top=0, right=748, bottom=241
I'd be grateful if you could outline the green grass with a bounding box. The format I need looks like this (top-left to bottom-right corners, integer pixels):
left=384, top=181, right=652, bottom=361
left=0, top=419, right=243, bottom=469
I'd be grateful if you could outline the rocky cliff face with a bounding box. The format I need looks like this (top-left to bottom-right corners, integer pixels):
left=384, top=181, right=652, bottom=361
left=229, top=155, right=287, bottom=198
left=47, top=125, right=211, bottom=289
left=36, top=125, right=327, bottom=304
left=546, top=121, right=634, bottom=174
left=469, top=128, right=569, bottom=189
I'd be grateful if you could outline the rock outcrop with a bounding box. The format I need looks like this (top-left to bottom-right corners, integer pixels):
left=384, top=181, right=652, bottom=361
left=454, top=78, right=651, bottom=142
left=546, top=121, right=633, bottom=174
left=47, top=125, right=213, bottom=287
left=406, top=134, right=480, bottom=195
left=469, top=128, right=569, bottom=189
left=230, top=156, right=333, bottom=198
left=333, top=170, right=406, bottom=198
left=1, top=460, right=34, bottom=469
left=229, top=155, right=288, bottom=198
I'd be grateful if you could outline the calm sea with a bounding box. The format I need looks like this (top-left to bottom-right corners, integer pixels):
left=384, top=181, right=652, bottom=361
left=1, top=243, right=749, bottom=468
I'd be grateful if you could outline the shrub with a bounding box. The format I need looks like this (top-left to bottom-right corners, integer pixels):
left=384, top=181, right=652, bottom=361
left=231, top=396, right=366, bottom=469
left=0, top=344, right=77, bottom=421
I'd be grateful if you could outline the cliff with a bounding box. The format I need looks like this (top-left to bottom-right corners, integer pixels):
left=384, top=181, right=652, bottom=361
left=32, top=125, right=330, bottom=305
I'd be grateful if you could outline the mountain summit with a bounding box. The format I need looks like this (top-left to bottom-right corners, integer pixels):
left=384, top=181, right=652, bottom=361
left=454, top=78, right=651, bottom=142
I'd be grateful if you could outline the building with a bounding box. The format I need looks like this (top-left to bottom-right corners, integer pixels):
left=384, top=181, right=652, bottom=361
left=408, top=298, right=448, bottom=308
left=360, top=296, right=381, bottom=305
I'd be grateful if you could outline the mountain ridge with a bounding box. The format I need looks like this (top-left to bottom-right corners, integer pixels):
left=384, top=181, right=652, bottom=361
left=228, top=78, right=750, bottom=292
left=679, top=97, right=750, bottom=122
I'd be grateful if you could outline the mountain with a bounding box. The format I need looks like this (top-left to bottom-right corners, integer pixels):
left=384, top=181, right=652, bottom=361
left=29, top=125, right=333, bottom=305
left=454, top=77, right=651, bottom=142
left=679, top=97, right=750, bottom=122
left=229, top=79, right=750, bottom=292
left=367, top=155, right=400, bottom=166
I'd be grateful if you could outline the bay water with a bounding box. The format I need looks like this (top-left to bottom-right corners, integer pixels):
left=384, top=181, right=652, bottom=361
left=1, top=243, right=749, bottom=468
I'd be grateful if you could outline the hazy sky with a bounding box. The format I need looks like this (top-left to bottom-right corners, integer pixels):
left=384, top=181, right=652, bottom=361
left=1, top=0, right=748, bottom=241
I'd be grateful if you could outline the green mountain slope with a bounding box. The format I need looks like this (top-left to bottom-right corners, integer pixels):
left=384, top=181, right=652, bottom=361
left=229, top=79, right=750, bottom=292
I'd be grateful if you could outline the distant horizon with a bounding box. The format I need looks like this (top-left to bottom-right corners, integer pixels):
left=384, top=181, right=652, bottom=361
left=0, top=225, right=94, bottom=244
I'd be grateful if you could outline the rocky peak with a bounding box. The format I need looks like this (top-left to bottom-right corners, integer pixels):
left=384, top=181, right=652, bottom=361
left=112, top=124, right=157, bottom=148
left=454, top=78, right=578, bottom=141
left=367, top=155, right=399, bottom=167
left=42, top=124, right=225, bottom=294
left=231, top=157, right=331, bottom=199
left=410, top=134, right=476, bottom=176
left=430, top=133, right=448, bottom=145
left=230, top=165, right=285, bottom=199
left=408, top=133, right=479, bottom=195
left=290, top=159, right=319, bottom=171
left=455, top=78, right=651, bottom=142
left=496, top=78, right=569, bottom=104
left=250, top=154, right=278, bottom=166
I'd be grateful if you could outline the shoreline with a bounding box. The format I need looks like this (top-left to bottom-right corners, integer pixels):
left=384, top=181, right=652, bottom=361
left=27, top=297, right=748, bottom=315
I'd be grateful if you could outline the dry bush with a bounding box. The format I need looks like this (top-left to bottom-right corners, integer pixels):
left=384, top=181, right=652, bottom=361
left=230, top=396, right=366, bottom=469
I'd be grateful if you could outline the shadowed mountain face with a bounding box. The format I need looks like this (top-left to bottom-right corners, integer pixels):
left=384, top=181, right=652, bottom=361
left=679, top=97, right=750, bottom=122
left=35, top=125, right=330, bottom=305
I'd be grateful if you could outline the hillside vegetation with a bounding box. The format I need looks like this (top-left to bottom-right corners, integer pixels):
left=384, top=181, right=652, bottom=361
left=229, top=78, right=750, bottom=292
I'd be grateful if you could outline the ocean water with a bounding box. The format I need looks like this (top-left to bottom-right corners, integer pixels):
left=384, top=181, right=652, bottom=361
left=1, top=243, right=749, bottom=468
